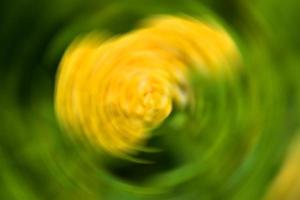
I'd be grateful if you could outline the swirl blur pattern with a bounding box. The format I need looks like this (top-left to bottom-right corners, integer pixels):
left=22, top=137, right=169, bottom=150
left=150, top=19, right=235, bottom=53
left=1, top=0, right=300, bottom=200
left=55, top=15, right=239, bottom=157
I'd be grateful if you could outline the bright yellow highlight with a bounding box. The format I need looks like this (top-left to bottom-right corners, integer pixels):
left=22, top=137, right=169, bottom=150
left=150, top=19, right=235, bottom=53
left=55, top=15, right=239, bottom=157
left=264, top=134, right=300, bottom=200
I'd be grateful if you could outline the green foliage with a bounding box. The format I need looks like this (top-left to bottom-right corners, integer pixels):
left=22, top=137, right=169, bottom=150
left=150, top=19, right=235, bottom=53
left=0, top=0, right=299, bottom=199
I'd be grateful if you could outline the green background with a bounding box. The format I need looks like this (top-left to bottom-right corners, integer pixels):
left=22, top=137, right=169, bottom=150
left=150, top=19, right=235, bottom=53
left=0, top=0, right=300, bottom=199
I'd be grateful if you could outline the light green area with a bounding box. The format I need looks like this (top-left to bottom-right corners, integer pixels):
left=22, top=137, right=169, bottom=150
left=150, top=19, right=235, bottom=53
left=0, top=0, right=300, bottom=199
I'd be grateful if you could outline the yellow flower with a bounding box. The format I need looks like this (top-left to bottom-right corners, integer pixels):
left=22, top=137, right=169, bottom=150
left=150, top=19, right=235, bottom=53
left=55, top=15, right=239, bottom=157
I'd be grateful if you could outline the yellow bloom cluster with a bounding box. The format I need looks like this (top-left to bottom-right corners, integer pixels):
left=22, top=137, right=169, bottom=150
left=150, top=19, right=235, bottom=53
left=55, top=15, right=239, bottom=157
